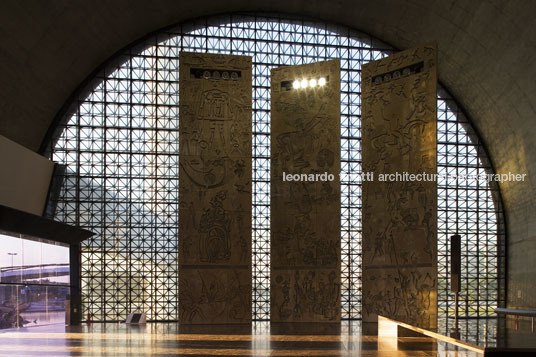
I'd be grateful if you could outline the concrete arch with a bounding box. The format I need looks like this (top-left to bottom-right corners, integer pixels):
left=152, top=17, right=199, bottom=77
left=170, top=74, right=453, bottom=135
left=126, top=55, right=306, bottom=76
left=1, top=0, right=534, bottom=309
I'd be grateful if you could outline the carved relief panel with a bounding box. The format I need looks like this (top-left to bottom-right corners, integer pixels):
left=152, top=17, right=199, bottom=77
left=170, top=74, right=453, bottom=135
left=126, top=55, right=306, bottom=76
left=270, top=60, right=341, bottom=322
left=179, top=52, right=252, bottom=324
left=361, top=45, right=438, bottom=328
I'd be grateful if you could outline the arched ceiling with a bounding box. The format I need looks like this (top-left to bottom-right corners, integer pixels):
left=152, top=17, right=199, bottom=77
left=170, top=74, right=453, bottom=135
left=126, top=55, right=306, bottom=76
left=1, top=0, right=535, bottom=307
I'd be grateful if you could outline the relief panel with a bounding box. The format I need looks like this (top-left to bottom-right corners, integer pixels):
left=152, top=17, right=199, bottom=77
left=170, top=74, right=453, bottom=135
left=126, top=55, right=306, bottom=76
left=270, top=60, right=341, bottom=322
left=179, top=52, right=252, bottom=323
left=362, top=44, right=437, bottom=328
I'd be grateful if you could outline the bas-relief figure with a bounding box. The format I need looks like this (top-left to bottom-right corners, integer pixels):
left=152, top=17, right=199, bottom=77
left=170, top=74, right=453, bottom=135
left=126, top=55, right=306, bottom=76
left=178, top=52, right=252, bottom=324
left=179, top=269, right=251, bottom=324
left=272, top=269, right=340, bottom=322
left=362, top=45, right=438, bottom=328
left=270, top=60, right=341, bottom=322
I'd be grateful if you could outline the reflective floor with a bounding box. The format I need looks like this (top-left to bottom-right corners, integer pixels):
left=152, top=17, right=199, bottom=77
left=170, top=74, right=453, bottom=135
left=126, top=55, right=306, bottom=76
left=0, top=321, right=485, bottom=356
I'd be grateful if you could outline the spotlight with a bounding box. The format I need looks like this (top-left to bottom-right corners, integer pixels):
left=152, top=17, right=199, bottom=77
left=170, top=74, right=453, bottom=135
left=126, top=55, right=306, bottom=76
left=318, top=77, right=327, bottom=86
left=300, top=79, right=308, bottom=88
left=309, top=79, right=317, bottom=87
left=293, top=80, right=301, bottom=89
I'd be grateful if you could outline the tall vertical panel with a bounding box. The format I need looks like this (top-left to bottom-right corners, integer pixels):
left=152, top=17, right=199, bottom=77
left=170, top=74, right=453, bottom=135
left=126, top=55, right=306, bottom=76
left=362, top=45, right=437, bottom=328
left=270, top=60, right=341, bottom=323
left=179, top=53, right=252, bottom=324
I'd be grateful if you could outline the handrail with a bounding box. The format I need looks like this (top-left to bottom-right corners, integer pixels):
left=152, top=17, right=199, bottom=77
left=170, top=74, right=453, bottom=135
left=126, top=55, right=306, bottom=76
left=378, top=315, right=536, bottom=355
left=495, top=307, right=536, bottom=332
left=377, top=315, right=485, bottom=354
left=495, top=308, right=536, bottom=317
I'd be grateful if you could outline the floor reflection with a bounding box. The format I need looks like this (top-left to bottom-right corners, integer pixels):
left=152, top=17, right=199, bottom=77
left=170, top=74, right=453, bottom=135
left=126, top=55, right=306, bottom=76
left=0, top=319, right=521, bottom=356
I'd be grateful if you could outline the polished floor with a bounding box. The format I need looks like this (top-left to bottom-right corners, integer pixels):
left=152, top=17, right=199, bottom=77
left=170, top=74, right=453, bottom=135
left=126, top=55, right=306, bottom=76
left=0, top=321, right=485, bottom=356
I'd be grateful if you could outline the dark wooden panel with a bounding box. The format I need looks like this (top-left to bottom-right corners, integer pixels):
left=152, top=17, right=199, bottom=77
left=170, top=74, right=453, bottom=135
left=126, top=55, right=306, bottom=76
left=362, top=44, right=438, bottom=328
left=270, top=60, right=341, bottom=322
left=178, top=52, right=252, bottom=324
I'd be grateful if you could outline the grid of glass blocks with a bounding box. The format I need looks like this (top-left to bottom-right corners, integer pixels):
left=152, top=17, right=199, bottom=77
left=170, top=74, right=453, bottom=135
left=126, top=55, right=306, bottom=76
left=43, top=14, right=504, bottom=321
left=436, top=91, right=505, bottom=317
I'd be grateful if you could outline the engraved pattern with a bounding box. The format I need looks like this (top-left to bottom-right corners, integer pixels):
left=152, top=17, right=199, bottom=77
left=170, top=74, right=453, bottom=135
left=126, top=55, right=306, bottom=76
left=179, top=52, right=252, bottom=323
left=270, top=60, right=341, bottom=322
left=362, top=45, right=438, bottom=328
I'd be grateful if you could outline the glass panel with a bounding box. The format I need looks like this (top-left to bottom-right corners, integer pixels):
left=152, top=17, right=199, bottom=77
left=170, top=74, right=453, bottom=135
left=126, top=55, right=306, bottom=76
left=0, top=284, right=69, bottom=329
left=1, top=233, right=70, bottom=329
left=21, top=239, right=42, bottom=285
left=41, top=243, right=70, bottom=285
left=0, top=234, right=23, bottom=284
left=44, top=15, right=505, bottom=321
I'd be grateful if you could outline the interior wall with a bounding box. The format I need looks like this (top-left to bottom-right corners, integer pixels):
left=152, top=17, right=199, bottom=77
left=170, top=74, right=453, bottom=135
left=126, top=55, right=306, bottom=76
left=0, top=0, right=534, bottom=309
left=0, top=135, right=54, bottom=216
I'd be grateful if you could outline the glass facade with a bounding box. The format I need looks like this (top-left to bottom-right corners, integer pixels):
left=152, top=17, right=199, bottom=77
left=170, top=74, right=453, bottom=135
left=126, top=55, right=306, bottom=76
left=0, top=232, right=70, bottom=329
left=43, top=14, right=505, bottom=321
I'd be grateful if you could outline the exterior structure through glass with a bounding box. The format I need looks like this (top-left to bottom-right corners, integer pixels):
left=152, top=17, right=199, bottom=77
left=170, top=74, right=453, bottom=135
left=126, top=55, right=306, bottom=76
left=43, top=14, right=505, bottom=321
left=0, top=232, right=70, bottom=329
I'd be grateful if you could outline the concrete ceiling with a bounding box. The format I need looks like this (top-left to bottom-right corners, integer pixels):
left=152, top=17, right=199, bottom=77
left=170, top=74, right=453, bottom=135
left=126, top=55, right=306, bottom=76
left=1, top=0, right=535, bottom=306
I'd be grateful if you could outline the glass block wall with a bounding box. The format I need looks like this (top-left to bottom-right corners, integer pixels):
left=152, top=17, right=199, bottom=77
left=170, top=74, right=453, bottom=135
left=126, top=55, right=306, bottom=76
left=43, top=14, right=505, bottom=321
